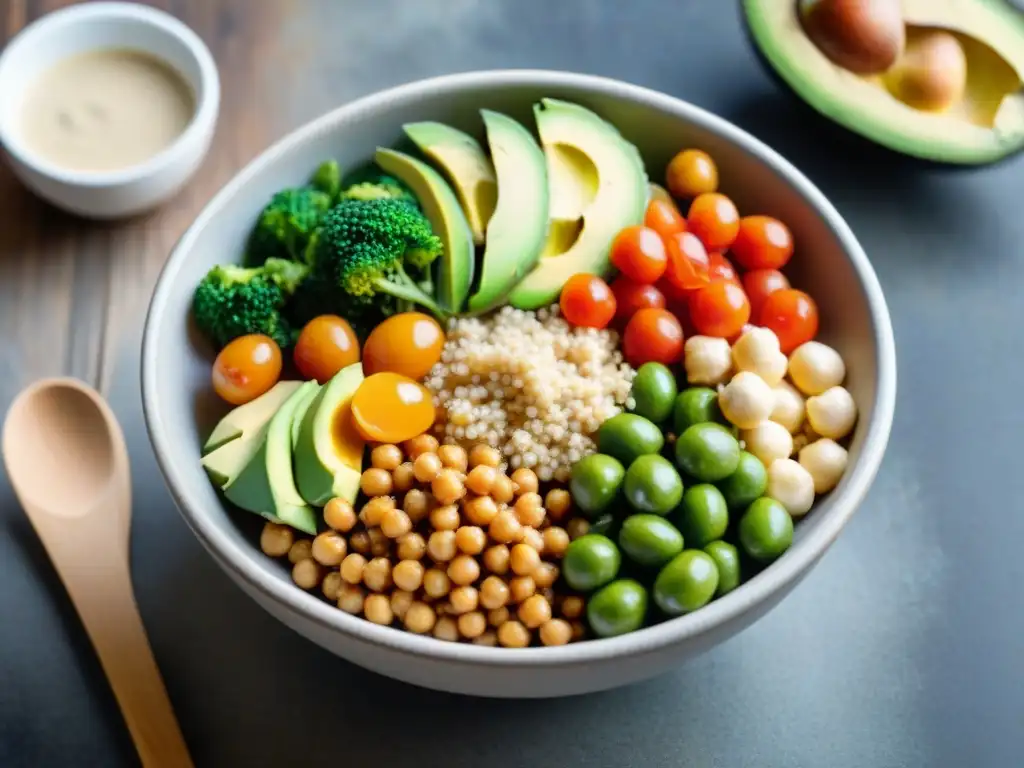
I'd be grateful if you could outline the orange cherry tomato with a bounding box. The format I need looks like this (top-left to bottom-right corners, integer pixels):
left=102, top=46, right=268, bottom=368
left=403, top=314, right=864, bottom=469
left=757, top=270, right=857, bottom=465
left=644, top=198, right=687, bottom=242
left=212, top=334, right=282, bottom=405
left=665, top=148, right=719, bottom=199
left=687, top=193, right=740, bottom=251
left=293, top=314, right=360, bottom=384
left=559, top=273, right=616, bottom=329
left=622, top=308, right=685, bottom=368
left=351, top=372, right=436, bottom=444
left=708, top=251, right=739, bottom=284
left=742, top=268, right=791, bottom=320
left=610, top=276, right=666, bottom=323
left=664, top=231, right=711, bottom=291
left=758, top=288, right=819, bottom=353
left=730, top=215, right=794, bottom=270
left=689, top=280, right=751, bottom=339
left=610, top=225, right=668, bottom=284
left=362, top=312, right=445, bottom=380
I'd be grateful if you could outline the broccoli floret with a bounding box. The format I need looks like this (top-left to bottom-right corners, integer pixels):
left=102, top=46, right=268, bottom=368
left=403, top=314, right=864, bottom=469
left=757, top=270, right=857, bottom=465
left=192, top=257, right=309, bottom=350
left=245, top=186, right=332, bottom=266
left=314, top=198, right=447, bottom=319
left=340, top=174, right=419, bottom=207
left=310, top=160, right=342, bottom=201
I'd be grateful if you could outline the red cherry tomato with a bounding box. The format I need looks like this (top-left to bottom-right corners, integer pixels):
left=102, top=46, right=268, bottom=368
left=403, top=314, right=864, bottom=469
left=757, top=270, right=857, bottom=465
left=644, top=198, right=687, bottom=242
left=212, top=334, right=282, bottom=405
left=610, top=226, right=667, bottom=284
left=742, top=269, right=791, bottom=320
left=294, top=314, right=360, bottom=384
left=730, top=215, right=794, bottom=270
left=687, top=193, right=740, bottom=251
left=759, top=288, right=819, bottom=353
left=560, top=273, right=617, bottom=329
left=708, top=251, right=739, bottom=283
left=689, top=280, right=751, bottom=339
left=622, top=308, right=685, bottom=367
left=610, top=276, right=666, bottom=323
left=664, top=232, right=711, bottom=291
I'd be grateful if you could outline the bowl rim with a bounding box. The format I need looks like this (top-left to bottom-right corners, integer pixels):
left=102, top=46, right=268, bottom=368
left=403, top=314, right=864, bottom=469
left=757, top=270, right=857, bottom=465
left=142, top=69, right=897, bottom=667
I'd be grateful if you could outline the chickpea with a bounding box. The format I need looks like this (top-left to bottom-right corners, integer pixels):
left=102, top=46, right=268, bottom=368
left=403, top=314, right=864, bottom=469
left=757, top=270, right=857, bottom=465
left=360, top=467, right=393, bottom=497
left=340, top=553, right=367, bottom=584
left=390, top=589, right=414, bottom=620
left=533, top=562, right=559, bottom=589
left=323, top=498, right=357, bottom=532
left=311, top=531, right=347, bottom=567
left=454, top=525, right=487, bottom=555
left=427, top=530, right=457, bottom=562
left=514, top=493, right=546, bottom=528
left=430, top=504, right=461, bottom=531
left=521, top=527, right=545, bottom=553
left=509, top=575, right=536, bottom=603
left=539, top=618, right=573, bottom=646
left=422, top=568, right=451, bottom=599
left=362, top=557, right=393, bottom=592
left=560, top=596, right=585, bottom=620
left=360, top=495, right=394, bottom=527
left=566, top=518, right=590, bottom=540
left=260, top=522, right=294, bottom=557
left=371, top=444, right=403, bottom=471
left=571, top=621, right=587, bottom=642
left=518, top=594, right=552, bottom=629
left=404, top=433, right=439, bottom=459
left=432, top=469, right=466, bottom=506
left=449, top=585, right=479, bottom=614
left=367, top=527, right=391, bottom=557
left=402, top=488, right=432, bottom=522
left=349, top=530, right=371, bottom=555
left=292, top=559, right=323, bottom=590
left=510, top=543, right=541, bottom=577
left=381, top=507, right=413, bottom=539
left=436, top=444, right=467, bottom=473
left=489, top=509, right=523, bottom=544
left=463, top=495, right=498, bottom=526
left=457, top=611, right=487, bottom=639
left=337, top=583, right=365, bottom=614
left=544, top=488, right=572, bottom=520
left=447, top=555, right=481, bottom=586
left=542, top=526, right=570, bottom=557
left=396, top=532, right=427, bottom=561
left=433, top=616, right=460, bottom=642
left=469, top=443, right=501, bottom=468
left=482, top=544, right=510, bottom=575
left=413, top=451, right=443, bottom=483
left=465, top=464, right=497, bottom=495
left=288, top=538, right=313, bottom=564
left=511, top=468, right=539, bottom=496
left=491, top=474, right=515, bottom=504
left=321, top=571, right=342, bottom=601
left=488, top=606, right=510, bottom=627
left=392, top=559, right=425, bottom=592
left=472, top=630, right=498, bottom=646
left=498, top=620, right=531, bottom=648
left=392, top=462, right=416, bottom=492
left=479, top=575, right=510, bottom=610
left=364, top=594, right=394, bottom=625
left=403, top=601, right=436, bottom=634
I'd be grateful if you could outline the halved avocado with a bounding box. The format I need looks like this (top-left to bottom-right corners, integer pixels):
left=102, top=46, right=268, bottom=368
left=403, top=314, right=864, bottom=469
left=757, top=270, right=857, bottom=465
left=293, top=362, right=365, bottom=507
left=223, top=380, right=319, bottom=535
left=466, top=110, right=550, bottom=314
left=508, top=99, right=648, bottom=310
left=202, top=380, right=302, bottom=454
left=375, top=147, right=475, bottom=313
left=403, top=122, right=497, bottom=245
left=744, top=0, right=1024, bottom=165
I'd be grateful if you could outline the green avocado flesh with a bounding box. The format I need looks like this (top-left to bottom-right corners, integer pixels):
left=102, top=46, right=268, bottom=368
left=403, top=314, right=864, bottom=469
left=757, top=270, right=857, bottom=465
left=466, top=109, right=550, bottom=314
left=508, top=99, right=648, bottom=310
left=202, top=380, right=302, bottom=454
left=743, top=0, right=1024, bottom=164
left=374, top=147, right=475, bottom=313
left=403, top=121, right=497, bottom=245
left=223, top=380, right=319, bottom=535
left=293, top=362, right=365, bottom=507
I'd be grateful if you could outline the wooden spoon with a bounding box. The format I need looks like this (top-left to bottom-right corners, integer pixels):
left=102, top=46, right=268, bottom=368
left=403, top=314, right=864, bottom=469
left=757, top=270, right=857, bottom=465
left=2, top=377, right=193, bottom=768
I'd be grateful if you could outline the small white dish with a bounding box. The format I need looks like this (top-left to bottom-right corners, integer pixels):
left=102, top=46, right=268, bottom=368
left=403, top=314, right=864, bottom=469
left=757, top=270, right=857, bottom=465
left=0, top=2, right=220, bottom=219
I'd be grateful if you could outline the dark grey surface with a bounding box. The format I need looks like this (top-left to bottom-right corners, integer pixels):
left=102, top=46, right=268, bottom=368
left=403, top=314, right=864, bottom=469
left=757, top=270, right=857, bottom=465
left=2, top=1, right=1023, bottom=766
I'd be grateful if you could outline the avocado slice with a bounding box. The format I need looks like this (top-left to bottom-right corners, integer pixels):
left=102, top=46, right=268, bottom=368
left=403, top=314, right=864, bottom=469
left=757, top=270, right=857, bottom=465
left=403, top=122, right=497, bottom=245
left=374, top=147, right=475, bottom=313
left=293, top=362, right=366, bottom=507
left=465, top=110, right=550, bottom=314
left=743, top=0, right=1024, bottom=165
left=223, top=380, right=319, bottom=534
left=290, top=383, right=321, bottom=451
left=202, top=380, right=302, bottom=454
left=508, top=99, right=648, bottom=310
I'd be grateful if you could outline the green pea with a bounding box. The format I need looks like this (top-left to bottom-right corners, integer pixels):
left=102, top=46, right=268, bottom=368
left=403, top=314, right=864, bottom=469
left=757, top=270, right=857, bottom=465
left=653, top=550, right=720, bottom=617
left=618, top=514, right=684, bottom=568
left=738, top=497, right=793, bottom=563
left=704, top=541, right=741, bottom=597
left=672, top=387, right=723, bottom=434
left=630, top=362, right=678, bottom=424
left=570, top=454, right=625, bottom=516
left=597, top=413, right=664, bottom=467
left=674, top=422, right=741, bottom=482
left=674, top=483, right=729, bottom=547
left=587, top=579, right=648, bottom=638
left=563, top=534, right=622, bottom=592
left=623, top=454, right=684, bottom=515
left=718, top=451, right=768, bottom=510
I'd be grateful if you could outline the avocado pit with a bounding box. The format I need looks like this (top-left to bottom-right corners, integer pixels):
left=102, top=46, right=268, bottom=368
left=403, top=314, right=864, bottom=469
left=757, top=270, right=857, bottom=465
left=885, top=28, right=967, bottom=113
left=799, top=0, right=905, bottom=75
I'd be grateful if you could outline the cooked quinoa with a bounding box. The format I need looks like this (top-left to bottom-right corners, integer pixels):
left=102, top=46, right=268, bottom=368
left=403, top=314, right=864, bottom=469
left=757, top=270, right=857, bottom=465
left=424, top=305, right=635, bottom=482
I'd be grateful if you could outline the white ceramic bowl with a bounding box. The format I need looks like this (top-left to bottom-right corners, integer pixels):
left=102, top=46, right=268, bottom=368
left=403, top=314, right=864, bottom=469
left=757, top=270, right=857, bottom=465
left=0, top=2, right=219, bottom=219
left=142, top=70, right=897, bottom=698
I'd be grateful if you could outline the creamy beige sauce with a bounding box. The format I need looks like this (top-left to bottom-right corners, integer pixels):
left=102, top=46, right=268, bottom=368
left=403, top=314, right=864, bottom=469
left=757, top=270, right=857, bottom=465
left=19, top=48, right=195, bottom=172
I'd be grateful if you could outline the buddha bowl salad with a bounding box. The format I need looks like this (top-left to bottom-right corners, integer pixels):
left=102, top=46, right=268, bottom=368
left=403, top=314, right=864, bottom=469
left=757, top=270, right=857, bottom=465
left=194, top=99, right=857, bottom=648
